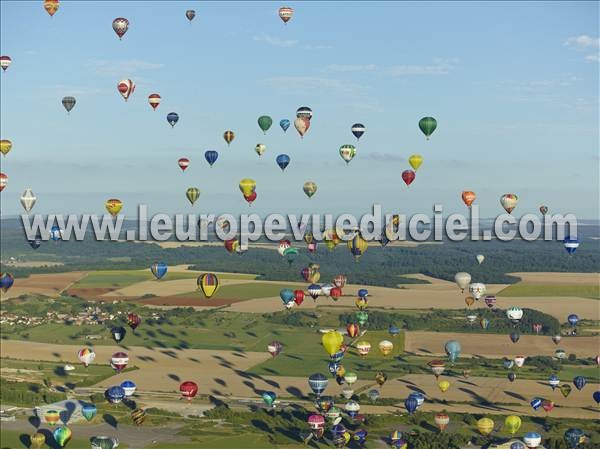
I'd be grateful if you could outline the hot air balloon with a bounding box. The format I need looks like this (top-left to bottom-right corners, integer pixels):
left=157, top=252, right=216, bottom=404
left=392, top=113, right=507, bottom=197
left=355, top=311, right=368, bottom=326
left=198, top=273, right=219, bottom=299
left=469, top=282, right=486, bottom=300
left=548, top=374, right=560, bottom=390
left=186, top=187, right=200, bottom=205
left=308, top=284, right=321, bottom=300
left=20, top=188, right=37, bottom=212
left=43, top=0, right=59, bottom=16
left=296, top=106, right=312, bottom=119
left=510, top=332, right=520, bottom=343
left=150, top=262, right=167, bottom=280
left=455, top=272, right=471, bottom=292
left=552, top=334, right=562, bottom=345
left=434, top=412, right=450, bottom=432
left=375, top=371, right=387, bottom=387
left=514, top=355, right=526, bottom=368
left=574, top=376, right=587, bottom=391
left=477, top=254, right=485, bottom=264
left=81, top=404, right=97, bottom=422
left=255, top=143, right=266, bottom=157
left=507, top=307, right=524, bottom=324
left=523, top=432, right=542, bottom=448
left=445, top=340, right=461, bottom=363
left=401, top=170, right=416, bottom=186
left=438, top=380, right=450, bottom=393
left=592, top=390, right=600, bottom=405
left=419, top=116, right=437, bottom=139
left=542, top=399, right=554, bottom=413
left=555, top=349, right=567, bottom=360
left=0, top=273, right=15, bottom=293
left=110, top=326, right=126, bottom=343
left=477, top=417, right=494, bottom=436
left=0, top=55, right=11, bottom=72
left=239, top=178, right=256, bottom=197
left=77, top=347, right=95, bottom=367
left=564, top=428, right=585, bottom=449
left=105, top=386, right=126, bottom=404
left=504, top=415, right=522, bottom=436
left=53, top=426, right=72, bottom=447
left=303, top=181, right=317, bottom=198
left=0, top=139, right=12, bottom=156
left=112, top=17, right=129, bottom=39
left=308, top=373, right=328, bottom=396
left=293, top=289, right=304, bottom=305
left=279, top=119, right=290, bottom=132
left=356, top=341, right=371, bottom=357
left=404, top=396, right=418, bottom=414
left=130, top=408, right=146, bottom=426
left=346, top=323, right=359, bottom=338
left=258, top=115, right=273, bottom=133
left=62, top=96, right=76, bottom=113
left=294, top=117, right=310, bottom=137
left=117, top=79, right=135, bottom=101
left=0, top=172, right=6, bottom=192
left=180, top=381, right=198, bottom=400
left=186, top=9, right=196, bottom=21
left=348, top=233, right=368, bottom=261
left=462, top=191, right=476, bottom=207
left=563, top=236, right=580, bottom=255
left=44, top=410, right=60, bottom=426
left=224, top=130, right=235, bottom=145
left=351, top=123, right=365, bottom=140
left=530, top=397, right=543, bottom=411
left=178, top=157, right=190, bottom=171
left=280, top=288, right=295, bottom=308
left=121, top=380, right=137, bottom=397
left=508, top=372, right=516, bottom=382
left=322, top=331, right=343, bottom=356
left=479, top=318, right=490, bottom=329
left=539, top=205, right=548, bottom=215
left=344, top=400, right=360, bottom=418
left=147, top=94, right=162, bottom=111
left=267, top=341, right=283, bottom=358
left=378, top=340, right=393, bottom=356
left=500, top=193, right=519, bottom=214
left=278, top=6, right=294, bottom=23
left=204, top=150, right=218, bottom=167
left=111, top=352, right=128, bottom=372
left=408, top=154, right=423, bottom=171
left=276, top=154, right=290, bottom=171
left=262, top=391, right=277, bottom=407
left=50, top=225, right=62, bottom=242
left=567, top=314, right=579, bottom=326
left=105, top=198, right=122, bottom=217
left=90, top=436, right=118, bottom=449
left=30, top=433, right=45, bottom=449
left=127, top=312, right=141, bottom=331
left=339, top=144, right=357, bottom=164
left=167, top=112, right=179, bottom=127
left=389, top=324, right=401, bottom=337
left=428, top=360, right=446, bottom=378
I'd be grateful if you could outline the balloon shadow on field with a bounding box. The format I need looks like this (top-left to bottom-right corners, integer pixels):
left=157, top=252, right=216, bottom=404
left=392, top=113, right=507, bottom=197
left=286, top=386, right=304, bottom=400
left=103, top=413, right=118, bottom=428
left=28, top=415, right=41, bottom=428
left=214, top=378, right=227, bottom=387
left=243, top=380, right=260, bottom=395
left=53, top=366, right=67, bottom=377
left=264, top=379, right=280, bottom=389
left=168, top=374, right=181, bottom=382
left=503, top=390, right=527, bottom=402
left=60, top=401, right=77, bottom=424
left=38, top=429, right=60, bottom=449
left=251, top=419, right=273, bottom=434
left=18, top=433, right=29, bottom=448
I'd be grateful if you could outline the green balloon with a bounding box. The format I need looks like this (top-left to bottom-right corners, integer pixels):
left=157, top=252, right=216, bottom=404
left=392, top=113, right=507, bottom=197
left=418, top=116, right=437, bottom=139
left=258, top=115, right=273, bottom=133
left=53, top=426, right=72, bottom=447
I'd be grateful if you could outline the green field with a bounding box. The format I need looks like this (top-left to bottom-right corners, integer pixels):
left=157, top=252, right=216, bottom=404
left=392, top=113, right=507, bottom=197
left=0, top=431, right=119, bottom=449
left=498, top=283, right=600, bottom=299
left=175, top=282, right=306, bottom=299
left=72, top=270, right=198, bottom=288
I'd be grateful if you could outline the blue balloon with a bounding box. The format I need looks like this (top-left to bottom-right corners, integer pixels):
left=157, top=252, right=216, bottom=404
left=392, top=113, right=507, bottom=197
left=573, top=376, right=587, bottom=391
left=28, top=234, right=42, bottom=249
left=279, top=288, right=295, bottom=305
left=50, top=225, right=62, bottom=241
left=567, top=314, right=579, bottom=326
left=330, top=349, right=345, bottom=363
left=503, top=358, right=515, bottom=369
left=120, top=380, right=137, bottom=396
left=279, top=119, right=290, bottom=132
left=530, top=397, right=543, bottom=410
left=548, top=373, right=560, bottom=389
left=408, top=392, right=425, bottom=407
left=564, top=428, right=585, bottom=448
left=331, top=424, right=346, bottom=437
left=0, top=273, right=14, bottom=292
left=388, top=324, right=400, bottom=336
left=205, top=150, right=219, bottom=167
left=308, top=373, right=328, bottom=396
left=105, top=386, right=126, bottom=404
left=444, top=340, right=461, bottom=363
left=276, top=154, right=290, bottom=171
left=404, top=396, right=418, bottom=414
left=328, top=361, right=340, bottom=376
left=357, top=289, right=369, bottom=298
left=563, top=236, right=579, bottom=255
left=81, top=403, right=97, bottom=421
left=510, top=443, right=525, bottom=449
left=167, top=112, right=179, bottom=127
left=150, top=262, right=168, bottom=280
left=353, top=428, right=368, bottom=444
left=593, top=390, right=600, bottom=405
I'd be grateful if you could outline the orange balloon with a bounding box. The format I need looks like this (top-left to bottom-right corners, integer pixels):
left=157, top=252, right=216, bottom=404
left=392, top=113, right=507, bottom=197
left=462, top=191, right=476, bottom=207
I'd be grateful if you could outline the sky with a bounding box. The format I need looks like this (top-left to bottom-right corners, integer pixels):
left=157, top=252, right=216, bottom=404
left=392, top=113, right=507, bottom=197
left=0, top=1, right=598, bottom=220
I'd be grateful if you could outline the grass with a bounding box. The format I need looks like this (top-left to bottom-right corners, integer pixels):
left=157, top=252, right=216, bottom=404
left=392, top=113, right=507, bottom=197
left=175, top=282, right=306, bottom=299
left=72, top=270, right=198, bottom=288
left=0, top=430, right=126, bottom=449
left=497, top=283, right=600, bottom=299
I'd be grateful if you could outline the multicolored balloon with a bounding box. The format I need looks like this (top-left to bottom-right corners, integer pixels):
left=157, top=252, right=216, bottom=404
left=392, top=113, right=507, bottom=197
left=112, top=17, right=130, bottom=39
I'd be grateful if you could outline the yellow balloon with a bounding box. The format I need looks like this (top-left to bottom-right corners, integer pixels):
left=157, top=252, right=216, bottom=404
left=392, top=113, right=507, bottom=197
left=438, top=380, right=450, bottom=392
left=477, top=417, right=495, bottom=436
left=308, top=271, right=321, bottom=283
left=504, top=415, right=522, bottom=435
left=408, top=154, right=423, bottom=171
left=30, top=433, right=46, bottom=449
left=0, top=139, right=12, bottom=156
left=239, top=178, right=256, bottom=196
left=347, top=233, right=368, bottom=260
left=322, top=331, right=343, bottom=356
left=378, top=340, right=393, bottom=356
left=105, top=198, right=123, bottom=217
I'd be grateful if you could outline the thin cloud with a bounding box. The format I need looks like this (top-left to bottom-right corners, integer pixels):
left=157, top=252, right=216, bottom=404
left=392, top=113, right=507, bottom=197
left=325, top=64, right=378, bottom=73
left=564, top=35, right=599, bottom=49
left=263, top=76, right=366, bottom=94
left=365, top=152, right=405, bottom=162
left=253, top=33, right=298, bottom=48
left=86, top=59, right=164, bottom=77
left=387, top=58, right=458, bottom=77
left=585, top=54, right=599, bottom=63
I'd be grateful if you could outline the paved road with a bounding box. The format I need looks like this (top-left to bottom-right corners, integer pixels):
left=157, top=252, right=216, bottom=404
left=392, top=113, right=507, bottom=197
left=1, top=419, right=187, bottom=449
